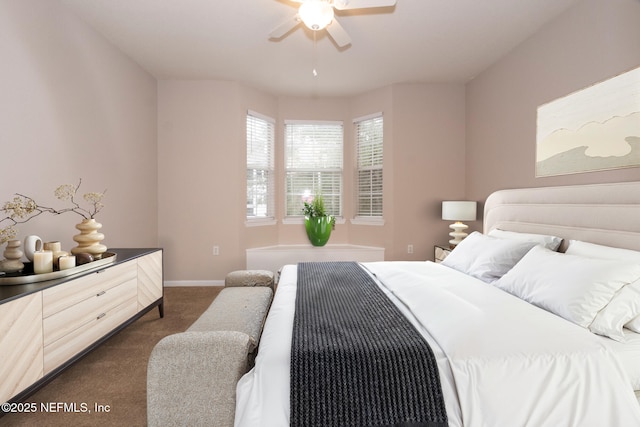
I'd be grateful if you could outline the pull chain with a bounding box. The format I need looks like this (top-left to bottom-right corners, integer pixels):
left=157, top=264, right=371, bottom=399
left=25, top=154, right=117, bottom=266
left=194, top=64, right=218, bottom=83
left=312, top=30, right=318, bottom=77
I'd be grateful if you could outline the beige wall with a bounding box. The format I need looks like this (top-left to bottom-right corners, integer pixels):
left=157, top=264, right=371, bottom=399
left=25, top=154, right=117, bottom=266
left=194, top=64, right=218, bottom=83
left=6, top=0, right=640, bottom=283
left=274, top=84, right=467, bottom=261
left=466, top=0, right=640, bottom=230
left=157, top=80, right=244, bottom=281
left=389, top=84, right=467, bottom=260
left=158, top=82, right=466, bottom=280
left=0, top=0, right=157, bottom=253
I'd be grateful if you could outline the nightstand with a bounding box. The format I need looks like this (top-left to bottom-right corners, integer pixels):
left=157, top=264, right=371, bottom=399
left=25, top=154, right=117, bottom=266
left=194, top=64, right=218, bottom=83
left=434, top=245, right=452, bottom=263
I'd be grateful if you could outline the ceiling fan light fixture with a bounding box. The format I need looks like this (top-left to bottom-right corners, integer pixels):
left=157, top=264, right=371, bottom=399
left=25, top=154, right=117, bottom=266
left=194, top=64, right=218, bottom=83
left=299, top=0, right=334, bottom=31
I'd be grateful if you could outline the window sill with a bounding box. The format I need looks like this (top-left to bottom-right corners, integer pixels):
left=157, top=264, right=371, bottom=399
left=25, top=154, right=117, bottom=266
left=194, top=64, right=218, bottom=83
left=245, top=218, right=278, bottom=227
left=351, top=217, right=385, bottom=226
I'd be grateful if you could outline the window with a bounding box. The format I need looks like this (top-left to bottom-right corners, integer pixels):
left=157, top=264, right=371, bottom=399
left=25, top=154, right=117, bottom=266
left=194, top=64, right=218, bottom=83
left=284, top=121, right=343, bottom=217
left=355, top=114, right=383, bottom=219
left=246, top=111, right=275, bottom=222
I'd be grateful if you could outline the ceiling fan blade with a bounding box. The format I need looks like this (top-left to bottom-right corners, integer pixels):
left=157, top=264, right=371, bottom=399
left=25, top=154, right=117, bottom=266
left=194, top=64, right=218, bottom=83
left=326, top=17, right=351, bottom=48
left=269, top=13, right=301, bottom=39
left=333, top=0, right=396, bottom=10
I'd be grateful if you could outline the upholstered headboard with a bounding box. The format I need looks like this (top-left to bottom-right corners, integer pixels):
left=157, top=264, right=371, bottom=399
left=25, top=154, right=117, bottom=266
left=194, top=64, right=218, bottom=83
left=483, top=181, right=640, bottom=252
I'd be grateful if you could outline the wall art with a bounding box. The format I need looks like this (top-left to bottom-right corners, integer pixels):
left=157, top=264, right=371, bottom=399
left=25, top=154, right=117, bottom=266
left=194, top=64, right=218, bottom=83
left=536, top=66, right=640, bottom=177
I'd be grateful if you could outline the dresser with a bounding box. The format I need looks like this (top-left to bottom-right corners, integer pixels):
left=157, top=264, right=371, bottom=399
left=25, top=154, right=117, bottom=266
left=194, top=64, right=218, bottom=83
left=0, top=248, right=163, bottom=404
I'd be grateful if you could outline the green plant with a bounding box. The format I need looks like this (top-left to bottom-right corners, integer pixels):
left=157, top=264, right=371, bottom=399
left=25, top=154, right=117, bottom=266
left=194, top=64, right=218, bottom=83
left=302, top=193, right=335, bottom=228
left=302, top=193, right=325, bottom=217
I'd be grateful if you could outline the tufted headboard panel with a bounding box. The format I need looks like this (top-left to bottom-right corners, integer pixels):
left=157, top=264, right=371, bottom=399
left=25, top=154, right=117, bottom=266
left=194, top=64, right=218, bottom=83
left=483, top=181, right=640, bottom=252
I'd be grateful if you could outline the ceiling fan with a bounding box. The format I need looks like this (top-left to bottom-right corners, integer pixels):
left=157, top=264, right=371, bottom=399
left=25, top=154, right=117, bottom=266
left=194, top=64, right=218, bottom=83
left=270, top=0, right=397, bottom=48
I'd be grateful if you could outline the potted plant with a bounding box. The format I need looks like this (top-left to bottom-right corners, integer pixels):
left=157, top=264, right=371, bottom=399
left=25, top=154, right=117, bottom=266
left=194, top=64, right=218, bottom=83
left=302, top=194, right=335, bottom=247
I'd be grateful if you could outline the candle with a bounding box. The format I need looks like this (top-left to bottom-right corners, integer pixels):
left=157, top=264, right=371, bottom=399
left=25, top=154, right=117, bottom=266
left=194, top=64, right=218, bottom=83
left=43, top=241, right=62, bottom=253
left=53, top=251, right=68, bottom=269
left=33, top=250, right=54, bottom=274
left=58, top=255, right=76, bottom=270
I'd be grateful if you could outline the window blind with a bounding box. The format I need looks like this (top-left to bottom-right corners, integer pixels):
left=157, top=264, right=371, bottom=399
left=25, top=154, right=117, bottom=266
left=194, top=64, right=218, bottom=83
left=355, top=114, right=383, bottom=217
left=246, top=112, right=275, bottom=219
left=284, top=121, right=343, bottom=217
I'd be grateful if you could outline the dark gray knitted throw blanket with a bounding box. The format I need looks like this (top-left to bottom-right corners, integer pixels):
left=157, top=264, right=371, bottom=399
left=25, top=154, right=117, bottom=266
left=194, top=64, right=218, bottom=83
left=291, top=262, right=448, bottom=427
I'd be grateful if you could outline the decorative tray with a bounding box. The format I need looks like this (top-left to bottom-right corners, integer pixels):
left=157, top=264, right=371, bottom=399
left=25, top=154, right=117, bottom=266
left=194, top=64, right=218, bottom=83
left=0, top=252, right=117, bottom=286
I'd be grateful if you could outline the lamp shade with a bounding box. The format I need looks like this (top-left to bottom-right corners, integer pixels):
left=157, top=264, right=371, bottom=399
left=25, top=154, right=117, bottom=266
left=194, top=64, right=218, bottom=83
left=442, top=201, right=477, bottom=221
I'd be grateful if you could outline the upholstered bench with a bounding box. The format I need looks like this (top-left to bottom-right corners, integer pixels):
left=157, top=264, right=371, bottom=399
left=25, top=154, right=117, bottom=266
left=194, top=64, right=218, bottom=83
left=147, top=270, right=274, bottom=427
left=225, top=269, right=275, bottom=290
left=188, top=286, right=272, bottom=354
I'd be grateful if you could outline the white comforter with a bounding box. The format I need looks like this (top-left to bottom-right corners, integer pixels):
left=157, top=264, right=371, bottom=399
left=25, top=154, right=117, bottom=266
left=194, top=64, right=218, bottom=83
left=235, top=261, right=640, bottom=427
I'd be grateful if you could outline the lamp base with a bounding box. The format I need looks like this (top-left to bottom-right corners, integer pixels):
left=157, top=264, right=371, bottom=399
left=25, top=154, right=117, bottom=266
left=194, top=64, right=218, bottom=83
left=448, top=221, right=469, bottom=247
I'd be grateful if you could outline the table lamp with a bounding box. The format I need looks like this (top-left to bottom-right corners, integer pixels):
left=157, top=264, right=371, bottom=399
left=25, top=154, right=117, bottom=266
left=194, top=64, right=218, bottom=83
left=442, top=201, right=477, bottom=247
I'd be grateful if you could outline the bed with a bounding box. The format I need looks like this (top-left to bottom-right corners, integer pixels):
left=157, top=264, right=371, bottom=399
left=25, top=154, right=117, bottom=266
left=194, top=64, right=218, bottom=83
left=235, top=182, right=640, bottom=427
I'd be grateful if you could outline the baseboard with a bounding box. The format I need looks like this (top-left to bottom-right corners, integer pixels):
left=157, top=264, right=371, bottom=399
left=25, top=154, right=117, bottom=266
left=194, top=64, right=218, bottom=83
left=164, top=280, right=224, bottom=287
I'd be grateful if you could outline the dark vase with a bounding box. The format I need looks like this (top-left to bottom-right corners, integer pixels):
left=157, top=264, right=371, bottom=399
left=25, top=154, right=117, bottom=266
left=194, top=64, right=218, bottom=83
left=304, top=216, right=333, bottom=246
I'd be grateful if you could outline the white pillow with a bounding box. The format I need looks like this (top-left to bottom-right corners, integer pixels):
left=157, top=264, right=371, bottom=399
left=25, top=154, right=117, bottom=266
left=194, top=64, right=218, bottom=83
left=441, top=231, right=538, bottom=283
left=589, top=280, right=640, bottom=341
left=488, top=229, right=562, bottom=251
left=566, top=240, right=640, bottom=262
left=494, top=246, right=640, bottom=328
left=566, top=240, right=640, bottom=338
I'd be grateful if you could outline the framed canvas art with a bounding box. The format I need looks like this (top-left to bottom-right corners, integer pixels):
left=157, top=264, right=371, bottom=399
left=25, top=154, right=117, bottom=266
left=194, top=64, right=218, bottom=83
left=536, top=66, right=640, bottom=177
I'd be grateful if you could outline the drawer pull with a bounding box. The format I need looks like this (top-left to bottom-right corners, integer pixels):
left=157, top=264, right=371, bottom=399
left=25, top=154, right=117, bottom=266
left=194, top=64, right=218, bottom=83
left=96, top=291, right=106, bottom=297
left=96, top=313, right=106, bottom=320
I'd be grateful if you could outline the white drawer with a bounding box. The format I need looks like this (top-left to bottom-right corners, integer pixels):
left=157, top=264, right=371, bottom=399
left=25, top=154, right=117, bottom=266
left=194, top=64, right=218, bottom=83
left=44, top=296, right=138, bottom=374
left=0, top=293, right=43, bottom=402
left=43, top=261, right=137, bottom=318
left=137, top=251, right=163, bottom=311
left=43, top=278, right=137, bottom=347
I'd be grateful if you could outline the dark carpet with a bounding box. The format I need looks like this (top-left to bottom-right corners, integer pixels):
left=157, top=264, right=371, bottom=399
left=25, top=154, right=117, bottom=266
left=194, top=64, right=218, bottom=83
left=1, top=286, right=222, bottom=427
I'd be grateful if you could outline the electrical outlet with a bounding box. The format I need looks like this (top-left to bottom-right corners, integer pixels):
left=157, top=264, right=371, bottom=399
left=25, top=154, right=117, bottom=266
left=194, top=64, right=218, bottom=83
left=213, top=245, right=219, bottom=256
left=407, top=244, right=414, bottom=254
